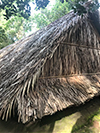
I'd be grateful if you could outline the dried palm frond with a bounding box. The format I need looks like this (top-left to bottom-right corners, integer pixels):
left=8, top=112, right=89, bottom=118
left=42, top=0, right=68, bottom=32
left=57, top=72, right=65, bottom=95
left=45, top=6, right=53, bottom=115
left=0, top=9, right=100, bottom=123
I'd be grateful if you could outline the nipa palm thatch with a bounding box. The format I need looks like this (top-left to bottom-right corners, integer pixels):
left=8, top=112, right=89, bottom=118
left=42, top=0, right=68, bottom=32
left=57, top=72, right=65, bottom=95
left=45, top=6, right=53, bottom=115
left=0, top=4, right=100, bottom=123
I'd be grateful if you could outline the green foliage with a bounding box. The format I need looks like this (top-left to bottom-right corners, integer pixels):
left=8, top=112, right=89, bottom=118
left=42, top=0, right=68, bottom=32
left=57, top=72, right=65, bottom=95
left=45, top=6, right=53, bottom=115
left=70, top=0, right=100, bottom=16
left=0, top=0, right=50, bottom=20
left=0, top=0, right=31, bottom=20
left=0, top=11, right=26, bottom=49
left=0, top=0, right=71, bottom=49
left=31, top=0, right=100, bottom=29
left=0, top=26, right=8, bottom=49
left=35, top=0, right=50, bottom=9
left=0, top=8, right=36, bottom=49
left=32, top=0, right=71, bottom=29
left=0, top=0, right=99, bottom=20
left=0, top=0, right=100, bottom=49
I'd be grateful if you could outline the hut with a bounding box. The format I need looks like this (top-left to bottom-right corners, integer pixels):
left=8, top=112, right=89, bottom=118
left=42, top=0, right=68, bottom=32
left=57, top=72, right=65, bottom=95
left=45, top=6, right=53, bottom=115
left=0, top=4, right=100, bottom=123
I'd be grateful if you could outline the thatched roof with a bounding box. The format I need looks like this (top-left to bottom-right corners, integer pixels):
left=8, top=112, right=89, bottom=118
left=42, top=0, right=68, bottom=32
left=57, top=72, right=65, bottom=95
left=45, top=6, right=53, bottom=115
left=0, top=7, right=100, bottom=123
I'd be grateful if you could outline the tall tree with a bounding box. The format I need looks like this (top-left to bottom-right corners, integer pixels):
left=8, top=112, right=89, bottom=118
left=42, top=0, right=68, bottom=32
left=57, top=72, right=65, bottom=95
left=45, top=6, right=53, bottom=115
left=0, top=0, right=99, bottom=49
left=32, top=0, right=71, bottom=29
left=0, top=0, right=99, bottom=20
left=0, top=11, right=30, bottom=49
left=0, top=0, right=50, bottom=20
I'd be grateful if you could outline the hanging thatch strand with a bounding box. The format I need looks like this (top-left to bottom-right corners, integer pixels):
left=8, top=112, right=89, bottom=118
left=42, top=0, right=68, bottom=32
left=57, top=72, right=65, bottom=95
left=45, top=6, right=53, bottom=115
left=0, top=7, right=100, bottom=123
